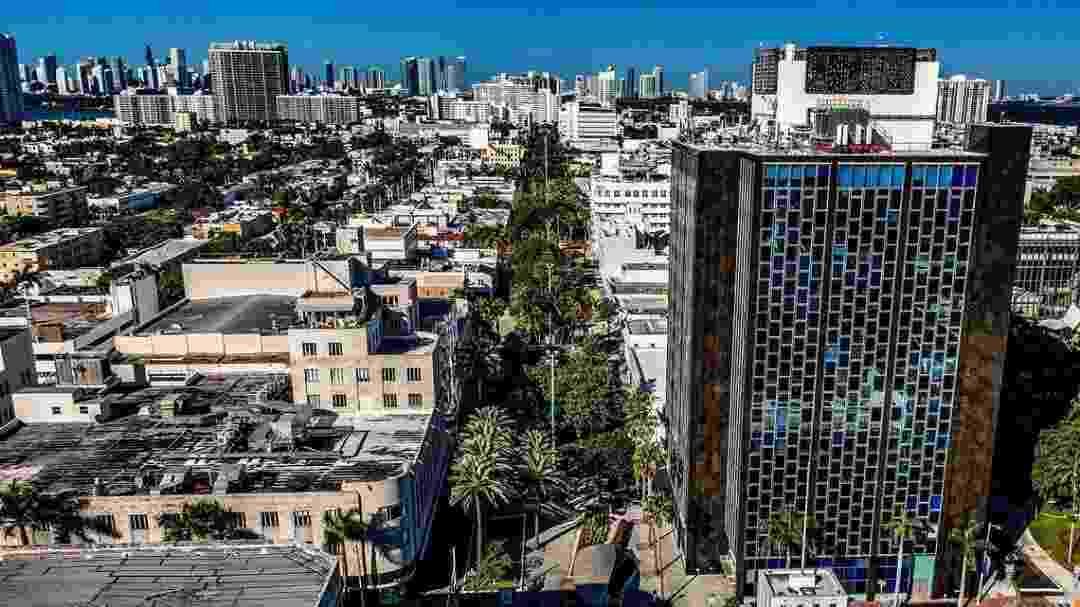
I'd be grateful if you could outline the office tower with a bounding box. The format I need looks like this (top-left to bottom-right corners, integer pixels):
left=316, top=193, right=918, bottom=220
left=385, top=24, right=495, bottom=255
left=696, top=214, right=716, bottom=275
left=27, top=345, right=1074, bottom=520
left=157, top=64, right=172, bottom=89
left=145, top=44, right=155, bottom=69
left=368, top=66, right=385, bottom=90
left=417, top=57, right=436, bottom=96
left=624, top=66, right=637, bottom=98
left=597, top=65, right=618, bottom=107
left=652, top=65, right=664, bottom=97
left=169, top=48, right=188, bottom=89
left=109, top=57, right=127, bottom=91
left=0, top=35, right=23, bottom=124
left=92, top=65, right=114, bottom=96
left=993, top=79, right=1006, bottom=102
left=559, top=102, right=617, bottom=140
left=324, top=60, right=334, bottom=89
left=454, top=56, right=467, bottom=90
left=689, top=70, right=708, bottom=99
left=338, top=66, right=355, bottom=90
left=18, top=63, right=32, bottom=83
left=209, top=40, right=289, bottom=124
left=937, top=76, right=992, bottom=125
left=65, top=65, right=82, bottom=94
left=436, top=56, right=447, bottom=91
left=666, top=124, right=1033, bottom=599
left=752, top=43, right=939, bottom=150
left=55, top=67, right=69, bottom=94
left=444, top=61, right=461, bottom=93
left=639, top=72, right=658, bottom=98
left=38, top=53, right=58, bottom=85
left=400, top=57, right=419, bottom=96
left=575, top=74, right=587, bottom=98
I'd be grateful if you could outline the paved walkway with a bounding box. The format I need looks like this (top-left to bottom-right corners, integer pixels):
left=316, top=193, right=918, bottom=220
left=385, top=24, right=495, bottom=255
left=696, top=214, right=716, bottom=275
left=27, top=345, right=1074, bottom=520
left=1023, top=529, right=1076, bottom=595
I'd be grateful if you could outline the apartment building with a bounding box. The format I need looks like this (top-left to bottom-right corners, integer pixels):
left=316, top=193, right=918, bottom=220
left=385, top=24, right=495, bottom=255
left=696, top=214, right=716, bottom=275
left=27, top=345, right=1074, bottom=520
left=936, top=76, right=992, bottom=126
left=0, top=324, right=34, bottom=425
left=0, top=186, right=89, bottom=226
left=113, top=94, right=219, bottom=126
left=588, top=176, right=671, bottom=234
left=480, top=143, right=526, bottom=169
left=428, top=95, right=493, bottom=123
left=0, top=373, right=452, bottom=590
left=1012, top=222, right=1080, bottom=319
left=666, top=125, right=1031, bottom=598
left=0, top=228, right=105, bottom=283
left=276, top=95, right=368, bottom=125
left=560, top=102, right=618, bottom=141
left=209, top=41, right=289, bottom=124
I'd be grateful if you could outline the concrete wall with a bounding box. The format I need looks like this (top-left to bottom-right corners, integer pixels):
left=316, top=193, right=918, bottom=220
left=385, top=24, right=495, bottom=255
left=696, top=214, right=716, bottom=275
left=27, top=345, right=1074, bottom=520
left=0, top=328, right=35, bottom=425
left=115, top=333, right=290, bottom=357
left=183, top=260, right=351, bottom=300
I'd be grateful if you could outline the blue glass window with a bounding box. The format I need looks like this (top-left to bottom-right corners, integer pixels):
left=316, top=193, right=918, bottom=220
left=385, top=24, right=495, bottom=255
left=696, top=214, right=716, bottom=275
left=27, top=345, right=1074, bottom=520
left=799, top=272, right=809, bottom=288
left=798, top=290, right=809, bottom=304
left=818, top=165, right=830, bottom=180
left=832, top=432, right=844, bottom=447
left=809, top=297, right=819, bottom=312
left=911, top=166, right=924, bottom=186
left=777, top=165, right=790, bottom=187
left=852, top=165, right=866, bottom=187
left=870, top=272, right=882, bottom=287
left=824, top=349, right=836, bottom=369
left=790, top=166, right=802, bottom=187
left=906, top=495, right=917, bottom=509
left=772, top=224, right=785, bottom=239
left=930, top=495, right=943, bottom=512
left=886, top=209, right=899, bottom=225
left=799, top=255, right=811, bottom=270
left=771, top=273, right=783, bottom=288
left=790, top=189, right=801, bottom=207
left=840, top=336, right=850, bottom=349
left=937, top=433, right=950, bottom=449
left=764, top=432, right=774, bottom=447
left=924, top=166, right=938, bottom=187
left=939, top=165, right=953, bottom=186
left=784, top=284, right=796, bottom=296
left=797, top=306, right=807, bottom=320
left=838, top=165, right=852, bottom=187
left=929, top=399, right=941, bottom=414
left=871, top=255, right=882, bottom=269
left=910, top=352, right=920, bottom=366
left=893, top=165, right=906, bottom=187
left=839, top=353, right=849, bottom=367
left=951, top=164, right=965, bottom=187
left=772, top=257, right=784, bottom=271
left=788, top=227, right=800, bottom=243
left=764, top=190, right=775, bottom=209
left=766, top=165, right=778, bottom=184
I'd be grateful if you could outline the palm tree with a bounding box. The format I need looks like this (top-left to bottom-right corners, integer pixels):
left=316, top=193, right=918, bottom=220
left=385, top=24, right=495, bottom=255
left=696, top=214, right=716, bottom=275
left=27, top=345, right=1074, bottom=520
left=884, top=506, right=918, bottom=602
left=451, top=452, right=515, bottom=572
left=157, top=498, right=258, bottom=542
left=518, top=429, right=564, bottom=546
left=0, top=480, right=119, bottom=546
left=949, top=510, right=979, bottom=607
left=762, top=510, right=801, bottom=568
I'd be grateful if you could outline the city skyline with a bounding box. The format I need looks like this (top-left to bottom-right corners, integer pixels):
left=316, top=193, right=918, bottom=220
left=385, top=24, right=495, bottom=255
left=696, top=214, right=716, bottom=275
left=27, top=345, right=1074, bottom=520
left=2, top=8, right=1080, bottom=95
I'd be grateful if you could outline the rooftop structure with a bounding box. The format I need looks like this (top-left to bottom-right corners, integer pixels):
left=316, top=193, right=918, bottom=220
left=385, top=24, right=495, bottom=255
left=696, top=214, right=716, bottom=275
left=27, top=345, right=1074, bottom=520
left=111, top=238, right=211, bottom=272
left=141, top=295, right=298, bottom=335
left=0, top=544, right=340, bottom=607
left=756, top=569, right=848, bottom=607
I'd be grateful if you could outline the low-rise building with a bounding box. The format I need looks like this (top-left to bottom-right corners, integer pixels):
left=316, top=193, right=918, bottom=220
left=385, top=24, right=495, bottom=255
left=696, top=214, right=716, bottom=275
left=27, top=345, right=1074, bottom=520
left=174, top=110, right=197, bottom=132
left=1014, top=222, right=1080, bottom=319
left=0, top=185, right=89, bottom=226
left=88, top=182, right=176, bottom=215
left=0, top=372, right=452, bottom=590
left=276, top=95, right=369, bottom=125
left=756, top=569, right=849, bottom=607
left=588, top=176, right=671, bottom=234
left=364, top=225, right=418, bottom=263
left=481, top=143, right=526, bottom=169
left=191, top=208, right=274, bottom=241
left=0, top=324, right=34, bottom=425
left=0, top=227, right=105, bottom=283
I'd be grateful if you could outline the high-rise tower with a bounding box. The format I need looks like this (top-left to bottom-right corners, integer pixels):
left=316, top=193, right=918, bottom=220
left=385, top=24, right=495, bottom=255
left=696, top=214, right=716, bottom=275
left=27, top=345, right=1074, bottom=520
left=666, top=125, right=1032, bottom=600
left=0, top=35, right=24, bottom=124
left=208, top=41, right=289, bottom=124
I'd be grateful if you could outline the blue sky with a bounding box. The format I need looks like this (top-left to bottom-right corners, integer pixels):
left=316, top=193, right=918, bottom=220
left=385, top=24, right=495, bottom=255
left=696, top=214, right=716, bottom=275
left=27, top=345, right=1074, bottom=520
left=5, top=1, right=1080, bottom=94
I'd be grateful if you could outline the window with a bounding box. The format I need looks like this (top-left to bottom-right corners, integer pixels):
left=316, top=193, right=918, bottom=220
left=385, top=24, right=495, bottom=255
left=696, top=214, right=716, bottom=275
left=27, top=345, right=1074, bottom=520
left=51, top=406, right=62, bottom=415
left=332, top=394, right=347, bottom=408
left=304, top=368, right=320, bottom=383
left=329, top=368, right=346, bottom=384
left=408, top=393, right=423, bottom=408
left=79, top=406, right=89, bottom=415
left=259, top=511, right=280, bottom=528
left=383, top=295, right=399, bottom=306
left=406, top=367, right=422, bottom=382
left=291, top=511, right=312, bottom=527
left=356, top=368, right=370, bottom=383
left=383, top=368, right=397, bottom=382
left=129, top=513, right=149, bottom=531
left=302, top=342, right=318, bottom=357
left=328, top=342, right=343, bottom=356
left=306, top=395, right=321, bottom=407
left=384, top=394, right=398, bottom=409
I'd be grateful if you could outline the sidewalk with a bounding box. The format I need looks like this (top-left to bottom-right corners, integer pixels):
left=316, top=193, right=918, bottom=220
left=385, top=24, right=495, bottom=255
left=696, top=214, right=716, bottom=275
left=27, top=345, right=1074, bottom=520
left=1023, top=529, right=1074, bottom=594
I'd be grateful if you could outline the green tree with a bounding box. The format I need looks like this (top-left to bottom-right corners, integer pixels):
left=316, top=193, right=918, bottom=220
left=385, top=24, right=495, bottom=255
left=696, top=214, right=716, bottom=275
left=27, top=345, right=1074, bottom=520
left=531, top=342, right=611, bottom=438
left=463, top=542, right=513, bottom=591
left=95, top=271, right=113, bottom=289
left=884, top=506, right=918, bottom=600
left=948, top=511, right=979, bottom=607
left=1032, top=397, right=1080, bottom=561
left=322, top=508, right=401, bottom=603
left=451, top=407, right=515, bottom=569
left=761, top=508, right=813, bottom=568
left=477, top=297, right=508, bottom=327
left=0, top=480, right=120, bottom=546
left=517, top=429, right=564, bottom=545
left=157, top=498, right=255, bottom=542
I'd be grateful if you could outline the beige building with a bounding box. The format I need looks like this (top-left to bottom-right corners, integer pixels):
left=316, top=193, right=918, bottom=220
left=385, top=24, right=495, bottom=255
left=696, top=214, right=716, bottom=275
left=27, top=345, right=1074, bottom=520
left=481, top=143, right=526, bottom=169
left=191, top=209, right=274, bottom=241
left=0, top=374, right=452, bottom=589
left=0, top=186, right=89, bottom=226
left=0, top=228, right=105, bottom=283
left=174, top=110, right=197, bottom=132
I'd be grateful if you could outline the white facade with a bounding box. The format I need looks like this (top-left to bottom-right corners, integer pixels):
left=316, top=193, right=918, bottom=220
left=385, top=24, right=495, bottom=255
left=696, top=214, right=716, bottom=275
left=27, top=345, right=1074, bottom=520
left=597, top=66, right=618, bottom=107
left=428, top=95, right=492, bottom=123
left=560, top=102, right=618, bottom=141
left=276, top=95, right=368, bottom=125
left=936, top=75, right=991, bottom=125
left=113, top=94, right=218, bottom=126
left=588, top=177, right=671, bottom=234
left=751, top=43, right=940, bottom=150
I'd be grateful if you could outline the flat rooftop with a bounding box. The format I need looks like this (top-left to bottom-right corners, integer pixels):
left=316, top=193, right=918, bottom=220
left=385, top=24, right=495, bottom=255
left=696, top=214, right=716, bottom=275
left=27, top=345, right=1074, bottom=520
left=141, top=296, right=298, bottom=335
left=114, top=238, right=210, bottom=269
left=760, top=569, right=847, bottom=598
left=678, top=141, right=987, bottom=159
left=0, top=375, right=435, bottom=495
left=627, top=317, right=668, bottom=335
left=0, top=544, right=335, bottom=607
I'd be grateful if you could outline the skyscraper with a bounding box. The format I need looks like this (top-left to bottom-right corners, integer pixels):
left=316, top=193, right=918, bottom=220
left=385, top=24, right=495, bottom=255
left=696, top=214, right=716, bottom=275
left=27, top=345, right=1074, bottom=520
left=39, top=53, right=58, bottom=85
left=417, top=57, right=436, bottom=96
left=111, top=57, right=128, bottom=91
left=0, top=35, right=24, bottom=124
left=597, top=64, right=618, bottom=107
left=454, top=56, right=467, bottom=90
left=688, top=70, right=707, bottom=99
left=936, top=75, right=991, bottom=125
left=399, top=57, right=419, bottom=96
left=436, top=56, right=447, bottom=92
left=639, top=72, right=658, bottom=98
left=624, top=66, right=637, bottom=98
left=368, top=66, right=385, bottom=90
left=666, top=124, right=1033, bottom=599
left=652, top=65, right=664, bottom=97
left=993, top=79, right=1007, bottom=102
left=324, top=60, right=334, bottom=89
left=444, top=61, right=461, bottom=93
left=169, top=48, right=188, bottom=89
left=209, top=40, right=289, bottom=124
left=145, top=44, right=155, bottom=69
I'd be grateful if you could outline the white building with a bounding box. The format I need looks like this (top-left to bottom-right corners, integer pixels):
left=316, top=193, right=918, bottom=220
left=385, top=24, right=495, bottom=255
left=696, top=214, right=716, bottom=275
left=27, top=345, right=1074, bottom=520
left=113, top=93, right=219, bottom=126
left=597, top=65, right=618, bottom=107
left=559, top=102, right=618, bottom=141
left=587, top=176, right=671, bottom=234
left=756, top=569, right=849, bottom=607
left=750, top=42, right=940, bottom=150
left=936, top=75, right=991, bottom=125
left=275, top=94, right=368, bottom=125
left=427, top=94, right=492, bottom=123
